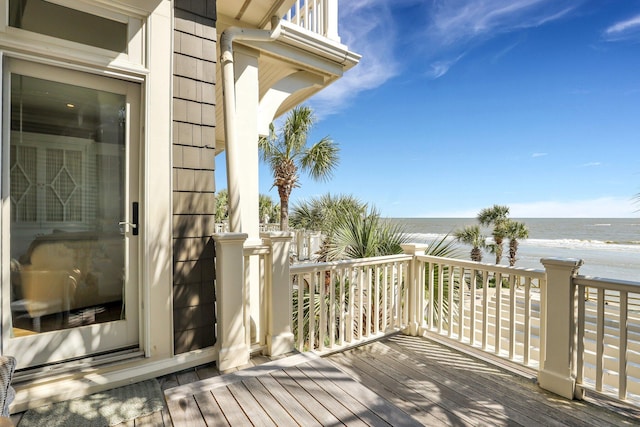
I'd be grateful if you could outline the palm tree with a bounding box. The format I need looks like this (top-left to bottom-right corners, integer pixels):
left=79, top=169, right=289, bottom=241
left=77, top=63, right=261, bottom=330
left=215, top=188, right=228, bottom=222
left=454, top=225, right=486, bottom=262
left=477, top=205, right=510, bottom=264
left=258, top=194, right=279, bottom=224
left=259, top=106, right=339, bottom=231
left=290, top=193, right=366, bottom=233
left=505, top=219, right=529, bottom=266
left=324, top=208, right=408, bottom=261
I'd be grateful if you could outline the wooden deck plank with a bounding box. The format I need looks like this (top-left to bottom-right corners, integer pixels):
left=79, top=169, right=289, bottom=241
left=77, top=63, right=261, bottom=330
left=257, top=375, right=323, bottom=426
left=162, top=334, right=640, bottom=427
left=282, top=366, right=370, bottom=426
left=207, top=386, right=252, bottom=426
left=328, top=351, right=464, bottom=426
left=227, top=381, right=277, bottom=427
left=294, top=362, right=392, bottom=426
left=176, top=369, right=201, bottom=385
left=241, top=377, right=299, bottom=426
left=304, top=357, right=422, bottom=427
left=165, top=395, right=206, bottom=427
left=352, top=339, right=564, bottom=427
left=329, top=345, right=493, bottom=426
left=193, top=390, right=234, bottom=426
left=383, top=337, right=574, bottom=421
left=164, top=352, right=319, bottom=401
left=385, top=335, right=636, bottom=427
left=366, top=341, right=593, bottom=426
left=269, top=368, right=344, bottom=426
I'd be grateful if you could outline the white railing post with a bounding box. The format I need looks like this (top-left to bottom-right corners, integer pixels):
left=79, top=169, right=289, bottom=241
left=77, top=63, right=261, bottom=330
left=297, top=230, right=306, bottom=261
left=538, top=257, right=583, bottom=399
left=213, top=233, right=250, bottom=371
left=309, top=231, right=322, bottom=259
left=262, top=232, right=294, bottom=356
left=325, top=0, right=340, bottom=41
left=401, top=244, right=427, bottom=336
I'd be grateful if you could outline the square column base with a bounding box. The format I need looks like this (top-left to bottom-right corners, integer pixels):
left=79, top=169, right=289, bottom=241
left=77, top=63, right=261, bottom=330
left=217, top=344, right=250, bottom=372
left=266, top=332, right=295, bottom=357
left=538, top=369, right=578, bottom=400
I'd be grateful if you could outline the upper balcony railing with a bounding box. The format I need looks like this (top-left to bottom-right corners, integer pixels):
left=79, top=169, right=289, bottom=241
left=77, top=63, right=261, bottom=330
left=283, top=0, right=340, bottom=42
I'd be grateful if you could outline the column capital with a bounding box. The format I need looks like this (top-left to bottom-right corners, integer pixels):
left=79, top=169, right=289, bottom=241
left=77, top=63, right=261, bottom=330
left=401, top=243, right=428, bottom=256
left=541, top=257, right=583, bottom=274
left=213, top=232, right=249, bottom=244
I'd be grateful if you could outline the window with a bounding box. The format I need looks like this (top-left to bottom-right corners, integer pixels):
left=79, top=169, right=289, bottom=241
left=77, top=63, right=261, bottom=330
left=9, top=0, right=128, bottom=52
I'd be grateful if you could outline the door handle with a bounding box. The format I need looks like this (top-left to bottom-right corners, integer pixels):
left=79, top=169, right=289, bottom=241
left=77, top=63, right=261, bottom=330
left=119, top=202, right=139, bottom=235
left=132, top=202, right=139, bottom=235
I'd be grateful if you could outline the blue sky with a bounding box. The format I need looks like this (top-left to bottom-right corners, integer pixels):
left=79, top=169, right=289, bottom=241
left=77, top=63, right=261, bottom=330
left=218, top=0, right=640, bottom=218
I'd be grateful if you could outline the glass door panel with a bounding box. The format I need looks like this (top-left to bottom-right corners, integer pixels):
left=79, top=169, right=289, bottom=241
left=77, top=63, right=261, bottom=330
left=3, top=60, right=140, bottom=368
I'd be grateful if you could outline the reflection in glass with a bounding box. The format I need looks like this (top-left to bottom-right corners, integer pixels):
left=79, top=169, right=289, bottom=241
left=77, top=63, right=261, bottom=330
left=9, top=75, right=126, bottom=335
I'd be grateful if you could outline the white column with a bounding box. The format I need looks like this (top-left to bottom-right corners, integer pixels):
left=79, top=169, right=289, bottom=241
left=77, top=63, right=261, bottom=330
left=213, top=233, right=250, bottom=371
left=233, top=47, right=263, bottom=344
left=401, top=244, right=428, bottom=336
left=538, top=257, right=583, bottom=399
left=233, top=47, right=261, bottom=243
left=262, top=232, right=294, bottom=356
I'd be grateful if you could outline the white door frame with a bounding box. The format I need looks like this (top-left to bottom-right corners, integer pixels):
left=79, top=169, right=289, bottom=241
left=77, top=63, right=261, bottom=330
left=1, top=58, right=141, bottom=369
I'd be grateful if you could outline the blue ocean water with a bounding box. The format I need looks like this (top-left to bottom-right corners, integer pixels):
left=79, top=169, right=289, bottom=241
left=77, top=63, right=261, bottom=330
left=390, top=218, right=640, bottom=282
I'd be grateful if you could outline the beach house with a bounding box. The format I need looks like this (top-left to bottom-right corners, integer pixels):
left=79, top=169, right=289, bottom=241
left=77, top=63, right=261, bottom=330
left=2, top=1, right=639, bottom=422
left=0, top=0, right=359, bottom=411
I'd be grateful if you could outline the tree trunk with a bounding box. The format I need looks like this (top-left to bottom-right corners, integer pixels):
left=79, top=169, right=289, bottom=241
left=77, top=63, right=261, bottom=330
left=471, top=247, right=482, bottom=263
left=494, top=237, right=503, bottom=264
left=279, top=186, right=290, bottom=231
left=509, top=240, right=518, bottom=266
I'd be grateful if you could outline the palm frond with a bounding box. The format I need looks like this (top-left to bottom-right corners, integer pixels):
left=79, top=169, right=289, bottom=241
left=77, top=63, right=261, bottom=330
left=301, top=136, right=339, bottom=181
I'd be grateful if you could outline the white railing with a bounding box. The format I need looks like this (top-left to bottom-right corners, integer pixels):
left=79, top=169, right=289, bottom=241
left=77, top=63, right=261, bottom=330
left=291, top=230, right=323, bottom=261
left=284, top=0, right=340, bottom=41
left=290, top=254, right=412, bottom=352
left=416, top=254, right=545, bottom=369
left=574, top=276, right=640, bottom=403
left=215, top=223, right=323, bottom=261
left=214, top=234, right=640, bottom=407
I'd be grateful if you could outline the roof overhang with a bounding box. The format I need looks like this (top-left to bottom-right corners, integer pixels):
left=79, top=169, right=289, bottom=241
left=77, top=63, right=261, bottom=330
left=214, top=16, right=361, bottom=153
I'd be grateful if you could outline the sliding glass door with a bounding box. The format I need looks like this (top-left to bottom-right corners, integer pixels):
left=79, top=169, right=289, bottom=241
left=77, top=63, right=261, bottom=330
left=2, top=59, right=141, bottom=368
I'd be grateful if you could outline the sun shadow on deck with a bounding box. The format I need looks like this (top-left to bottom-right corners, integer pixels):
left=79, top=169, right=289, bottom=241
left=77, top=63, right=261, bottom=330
left=163, top=334, right=640, bottom=426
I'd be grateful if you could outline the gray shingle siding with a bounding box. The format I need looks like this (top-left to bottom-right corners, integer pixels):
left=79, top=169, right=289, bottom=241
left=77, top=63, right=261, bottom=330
left=172, top=0, right=217, bottom=354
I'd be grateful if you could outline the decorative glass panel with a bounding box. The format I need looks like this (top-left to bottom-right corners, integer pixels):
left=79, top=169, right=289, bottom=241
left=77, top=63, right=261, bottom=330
left=10, top=74, right=127, bottom=335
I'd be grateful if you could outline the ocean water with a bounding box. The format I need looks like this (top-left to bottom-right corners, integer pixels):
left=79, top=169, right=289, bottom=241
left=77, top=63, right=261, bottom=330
left=390, top=218, right=640, bottom=282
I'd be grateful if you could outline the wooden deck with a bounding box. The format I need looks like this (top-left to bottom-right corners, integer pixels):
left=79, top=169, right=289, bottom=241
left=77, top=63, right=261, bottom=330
left=163, top=334, right=640, bottom=426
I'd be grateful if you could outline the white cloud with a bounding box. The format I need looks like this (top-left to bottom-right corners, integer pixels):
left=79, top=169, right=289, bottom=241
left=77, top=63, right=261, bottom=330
left=427, top=1, right=574, bottom=45
left=427, top=55, right=465, bottom=79
left=532, top=152, right=548, bottom=158
left=424, top=0, right=578, bottom=78
left=310, top=1, right=401, bottom=117
left=580, top=162, right=601, bottom=167
left=604, top=14, right=640, bottom=42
